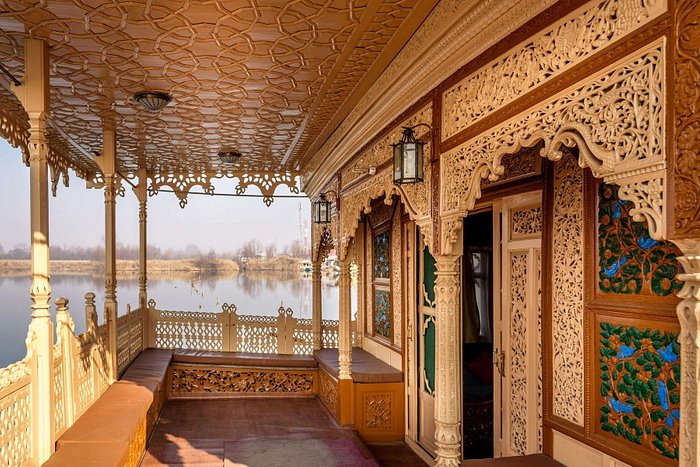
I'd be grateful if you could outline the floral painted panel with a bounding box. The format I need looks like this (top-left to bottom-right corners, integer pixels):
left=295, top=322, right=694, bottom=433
left=374, top=289, right=391, bottom=339
left=598, top=183, right=684, bottom=296
left=599, top=322, right=680, bottom=460
left=373, top=231, right=390, bottom=279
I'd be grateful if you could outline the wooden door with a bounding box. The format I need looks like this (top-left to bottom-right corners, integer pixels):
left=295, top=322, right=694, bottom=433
left=417, top=240, right=437, bottom=454
left=493, top=192, right=543, bottom=457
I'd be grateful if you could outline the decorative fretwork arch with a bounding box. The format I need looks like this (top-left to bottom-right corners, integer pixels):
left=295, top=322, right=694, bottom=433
left=440, top=40, right=666, bottom=254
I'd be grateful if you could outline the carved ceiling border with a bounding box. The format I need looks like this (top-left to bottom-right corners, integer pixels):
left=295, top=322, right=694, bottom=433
left=441, top=0, right=667, bottom=141
left=147, top=171, right=299, bottom=208
left=303, top=0, right=561, bottom=195
left=440, top=39, right=667, bottom=254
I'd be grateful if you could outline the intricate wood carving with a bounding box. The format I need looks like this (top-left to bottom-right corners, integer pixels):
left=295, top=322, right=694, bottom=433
left=441, top=0, right=666, bottom=141
left=482, top=145, right=541, bottom=188
left=392, top=211, right=402, bottom=348
left=551, top=154, right=585, bottom=426
left=147, top=171, right=298, bottom=208
left=338, top=105, right=433, bottom=259
left=511, top=207, right=543, bottom=239
left=171, top=366, right=316, bottom=395
left=319, top=368, right=339, bottom=417
left=672, top=0, right=700, bottom=238
left=441, top=41, right=667, bottom=253
left=0, top=0, right=434, bottom=177
left=365, top=394, right=392, bottom=430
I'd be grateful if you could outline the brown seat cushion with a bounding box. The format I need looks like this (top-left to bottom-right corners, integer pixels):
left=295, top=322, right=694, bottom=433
left=57, top=382, right=152, bottom=446
left=313, top=348, right=403, bottom=383
left=462, top=454, right=564, bottom=466
left=173, top=349, right=318, bottom=368
left=43, top=442, right=129, bottom=467
left=120, top=348, right=173, bottom=390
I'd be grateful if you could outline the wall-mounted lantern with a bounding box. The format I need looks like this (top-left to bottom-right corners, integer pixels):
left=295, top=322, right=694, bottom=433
left=392, top=125, right=430, bottom=184
left=313, top=191, right=336, bottom=224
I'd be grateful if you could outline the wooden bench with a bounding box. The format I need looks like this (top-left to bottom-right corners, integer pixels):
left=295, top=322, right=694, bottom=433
left=44, top=349, right=173, bottom=467
left=169, top=349, right=319, bottom=398
left=314, top=347, right=404, bottom=443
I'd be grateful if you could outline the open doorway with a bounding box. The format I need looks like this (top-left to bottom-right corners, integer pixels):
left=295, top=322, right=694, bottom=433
left=462, top=210, right=494, bottom=459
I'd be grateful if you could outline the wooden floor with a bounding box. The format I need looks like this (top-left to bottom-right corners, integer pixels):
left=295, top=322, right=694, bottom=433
left=142, top=398, right=428, bottom=467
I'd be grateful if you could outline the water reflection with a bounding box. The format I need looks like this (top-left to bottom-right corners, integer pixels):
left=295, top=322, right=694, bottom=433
left=0, top=271, right=351, bottom=368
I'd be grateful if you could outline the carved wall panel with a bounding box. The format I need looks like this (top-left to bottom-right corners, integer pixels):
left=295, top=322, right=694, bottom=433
left=365, top=393, right=392, bottom=430
left=551, top=154, right=585, bottom=426
left=442, top=0, right=667, bottom=140
left=597, top=182, right=684, bottom=297
left=319, top=368, right=339, bottom=417
left=597, top=321, right=680, bottom=461
left=672, top=0, right=700, bottom=238
left=170, top=366, right=316, bottom=396
left=391, top=211, right=402, bottom=348
left=441, top=41, right=667, bottom=245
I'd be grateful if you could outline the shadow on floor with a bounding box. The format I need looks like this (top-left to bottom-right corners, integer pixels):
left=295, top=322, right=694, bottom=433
left=142, top=398, right=426, bottom=467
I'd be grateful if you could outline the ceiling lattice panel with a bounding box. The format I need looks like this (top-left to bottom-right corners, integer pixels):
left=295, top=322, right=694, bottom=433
left=0, top=0, right=434, bottom=178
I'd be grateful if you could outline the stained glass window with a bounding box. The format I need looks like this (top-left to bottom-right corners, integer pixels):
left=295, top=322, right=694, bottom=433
left=374, top=289, right=391, bottom=339
left=373, top=231, right=390, bottom=279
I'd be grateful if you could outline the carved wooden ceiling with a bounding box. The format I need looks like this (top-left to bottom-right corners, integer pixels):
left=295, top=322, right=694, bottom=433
left=0, top=0, right=437, bottom=179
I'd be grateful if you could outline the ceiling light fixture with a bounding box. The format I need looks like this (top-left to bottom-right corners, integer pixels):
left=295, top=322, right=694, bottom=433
left=133, top=91, right=172, bottom=112
left=218, top=150, right=242, bottom=164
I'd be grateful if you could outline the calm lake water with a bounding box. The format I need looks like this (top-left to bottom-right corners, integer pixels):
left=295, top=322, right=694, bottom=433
left=0, top=271, right=351, bottom=368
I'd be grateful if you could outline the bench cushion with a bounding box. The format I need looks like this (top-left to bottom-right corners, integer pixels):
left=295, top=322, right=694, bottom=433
left=313, top=348, right=403, bottom=383
left=120, top=348, right=173, bottom=391
left=173, top=349, right=318, bottom=368
left=43, top=442, right=130, bottom=467
left=57, top=382, right=152, bottom=446
left=462, top=454, right=565, bottom=466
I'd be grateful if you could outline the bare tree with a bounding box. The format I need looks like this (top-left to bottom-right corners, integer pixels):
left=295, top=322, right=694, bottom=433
left=265, top=242, right=277, bottom=259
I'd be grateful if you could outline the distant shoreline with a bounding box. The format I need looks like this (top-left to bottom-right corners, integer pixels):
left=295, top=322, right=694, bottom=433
left=0, top=256, right=308, bottom=276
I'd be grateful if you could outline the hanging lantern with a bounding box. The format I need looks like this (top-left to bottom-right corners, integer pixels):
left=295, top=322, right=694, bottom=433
left=314, top=193, right=332, bottom=224
left=392, top=126, right=424, bottom=184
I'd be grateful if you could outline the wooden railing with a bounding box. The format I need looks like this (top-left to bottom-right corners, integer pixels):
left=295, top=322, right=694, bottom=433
left=115, top=305, right=143, bottom=375
left=0, top=292, right=113, bottom=465
left=147, top=300, right=355, bottom=355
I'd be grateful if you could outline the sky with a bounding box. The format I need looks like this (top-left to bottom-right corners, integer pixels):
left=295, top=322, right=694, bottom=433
left=0, top=139, right=310, bottom=253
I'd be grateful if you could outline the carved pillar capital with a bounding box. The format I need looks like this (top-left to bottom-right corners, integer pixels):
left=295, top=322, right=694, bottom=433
left=673, top=239, right=700, bottom=466
left=434, top=254, right=462, bottom=466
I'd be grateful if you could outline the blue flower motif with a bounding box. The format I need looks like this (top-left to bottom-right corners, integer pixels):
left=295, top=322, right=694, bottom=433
left=657, top=345, right=678, bottom=363
left=666, top=410, right=681, bottom=428
left=609, top=397, right=633, bottom=414
left=617, top=345, right=636, bottom=359
left=604, top=255, right=627, bottom=277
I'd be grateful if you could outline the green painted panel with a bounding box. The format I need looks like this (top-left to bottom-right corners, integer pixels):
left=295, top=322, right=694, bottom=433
left=423, top=315, right=436, bottom=394
left=599, top=322, right=680, bottom=459
left=423, top=245, right=437, bottom=306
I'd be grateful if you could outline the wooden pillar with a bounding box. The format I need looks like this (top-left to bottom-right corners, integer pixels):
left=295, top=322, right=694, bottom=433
left=434, top=255, right=462, bottom=467
left=15, top=37, right=56, bottom=464
left=338, top=257, right=353, bottom=379
left=135, top=168, right=149, bottom=348
left=676, top=239, right=700, bottom=466
left=101, top=127, right=118, bottom=382
left=312, top=258, right=323, bottom=350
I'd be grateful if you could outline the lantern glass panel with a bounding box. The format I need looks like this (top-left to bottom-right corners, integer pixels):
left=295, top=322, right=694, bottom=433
left=393, top=144, right=402, bottom=182
left=404, top=143, right=416, bottom=179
